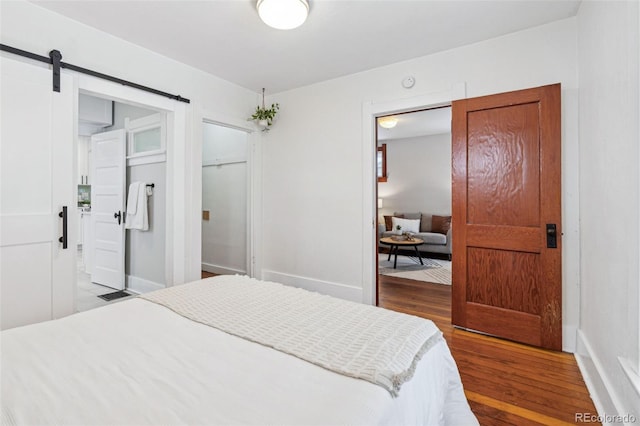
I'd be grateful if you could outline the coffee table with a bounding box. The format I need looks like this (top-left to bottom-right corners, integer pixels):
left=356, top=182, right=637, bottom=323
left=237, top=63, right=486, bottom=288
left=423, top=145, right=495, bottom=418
left=379, top=237, right=424, bottom=269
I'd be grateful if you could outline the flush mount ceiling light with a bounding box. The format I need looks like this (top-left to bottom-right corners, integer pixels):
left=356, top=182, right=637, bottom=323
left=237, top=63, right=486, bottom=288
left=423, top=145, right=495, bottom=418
left=378, top=116, right=399, bottom=129
left=257, top=0, right=309, bottom=30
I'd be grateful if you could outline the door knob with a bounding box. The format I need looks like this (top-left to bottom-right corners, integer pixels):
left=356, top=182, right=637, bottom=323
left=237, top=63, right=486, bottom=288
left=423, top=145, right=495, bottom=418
left=114, top=210, right=122, bottom=225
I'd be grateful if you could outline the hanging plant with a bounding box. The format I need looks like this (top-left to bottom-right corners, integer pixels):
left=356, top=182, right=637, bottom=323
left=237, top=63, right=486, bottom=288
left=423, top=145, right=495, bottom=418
left=250, top=88, right=279, bottom=130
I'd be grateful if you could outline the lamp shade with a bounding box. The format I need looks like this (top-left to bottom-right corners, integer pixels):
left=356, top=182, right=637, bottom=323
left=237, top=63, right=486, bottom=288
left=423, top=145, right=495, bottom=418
left=257, top=0, right=309, bottom=30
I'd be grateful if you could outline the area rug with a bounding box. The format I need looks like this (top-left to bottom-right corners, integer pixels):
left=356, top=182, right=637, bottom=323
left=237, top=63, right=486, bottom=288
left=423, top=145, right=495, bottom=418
left=379, top=254, right=452, bottom=285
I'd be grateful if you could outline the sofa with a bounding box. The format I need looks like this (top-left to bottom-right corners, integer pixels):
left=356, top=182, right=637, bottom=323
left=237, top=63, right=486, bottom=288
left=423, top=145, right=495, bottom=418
left=378, top=212, right=452, bottom=260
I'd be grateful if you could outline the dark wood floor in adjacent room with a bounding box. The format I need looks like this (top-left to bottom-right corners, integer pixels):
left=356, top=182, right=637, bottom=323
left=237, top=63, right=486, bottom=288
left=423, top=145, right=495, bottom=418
left=378, top=274, right=599, bottom=426
left=201, top=271, right=217, bottom=279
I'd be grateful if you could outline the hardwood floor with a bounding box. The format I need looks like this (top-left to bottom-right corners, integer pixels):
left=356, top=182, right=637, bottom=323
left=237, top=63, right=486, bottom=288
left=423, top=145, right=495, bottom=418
left=201, top=271, right=218, bottom=279
left=378, top=274, right=599, bottom=426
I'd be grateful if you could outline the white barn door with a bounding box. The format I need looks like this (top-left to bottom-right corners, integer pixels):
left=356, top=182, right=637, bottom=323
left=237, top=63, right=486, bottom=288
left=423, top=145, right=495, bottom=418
left=0, top=57, right=75, bottom=330
left=90, top=129, right=126, bottom=290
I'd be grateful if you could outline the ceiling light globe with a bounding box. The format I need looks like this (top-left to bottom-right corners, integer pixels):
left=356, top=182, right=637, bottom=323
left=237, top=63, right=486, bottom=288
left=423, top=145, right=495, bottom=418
left=257, top=0, right=309, bottom=30
left=378, top=117, right=398, bottom=129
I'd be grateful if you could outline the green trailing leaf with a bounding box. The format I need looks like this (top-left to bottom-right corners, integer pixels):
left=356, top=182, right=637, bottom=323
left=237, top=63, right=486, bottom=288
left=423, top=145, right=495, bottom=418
left=250, top=103, right=280, bottom=126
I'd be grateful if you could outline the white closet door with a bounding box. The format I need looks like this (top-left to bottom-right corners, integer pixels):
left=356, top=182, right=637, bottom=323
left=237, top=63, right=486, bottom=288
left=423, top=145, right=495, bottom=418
left=0, top=57, right=75, bottom=330
left=90, top=129, right=126, bottom=290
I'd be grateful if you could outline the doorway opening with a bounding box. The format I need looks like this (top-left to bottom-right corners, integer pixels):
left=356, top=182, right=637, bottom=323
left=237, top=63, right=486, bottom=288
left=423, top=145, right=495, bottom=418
left=375, top=107, right=453, bottom=309
left=371, top=84, right=563, bottom=351
left=201, top=122, right=251, bottom=279
left=76, top=93, right=167, bottom=312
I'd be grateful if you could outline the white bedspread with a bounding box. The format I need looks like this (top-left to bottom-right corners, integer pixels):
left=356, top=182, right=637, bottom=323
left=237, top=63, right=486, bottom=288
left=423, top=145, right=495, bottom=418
left=141, top=275, right=441, bottom=396
left=1, top=281, right=478, bottom=425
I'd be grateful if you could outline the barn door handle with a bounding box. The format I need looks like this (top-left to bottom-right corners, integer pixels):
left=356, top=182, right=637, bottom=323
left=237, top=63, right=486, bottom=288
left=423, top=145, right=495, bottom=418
left=58, top=206, right=68, bottom=249
left=546, top=224, right=557, bottom=248
left=114, top=210, right=122, bottom=225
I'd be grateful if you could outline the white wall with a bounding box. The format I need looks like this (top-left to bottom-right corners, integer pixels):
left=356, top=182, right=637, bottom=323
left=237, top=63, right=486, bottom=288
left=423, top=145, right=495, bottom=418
left=126, top=163, right=166, bottom=290
left=378, top=133, right=452, bottom=217
left=0, top=0, right=259, bottom=285
left=202, top=123, right=249, bottom=275
left=576, top=0, right=640, bottom=421
left=261, top=17, right=581, bottom=349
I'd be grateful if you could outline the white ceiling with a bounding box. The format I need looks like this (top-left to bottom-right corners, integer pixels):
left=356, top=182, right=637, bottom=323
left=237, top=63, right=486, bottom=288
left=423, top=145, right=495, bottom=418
left=378, top=107, right=451, bottom=141
left=30, top=0, right=581, bottom=94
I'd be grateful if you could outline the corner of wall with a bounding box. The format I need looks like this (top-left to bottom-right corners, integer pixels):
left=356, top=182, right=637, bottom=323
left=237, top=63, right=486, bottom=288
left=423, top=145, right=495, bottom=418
left=563, top=325, right=577, bottom=353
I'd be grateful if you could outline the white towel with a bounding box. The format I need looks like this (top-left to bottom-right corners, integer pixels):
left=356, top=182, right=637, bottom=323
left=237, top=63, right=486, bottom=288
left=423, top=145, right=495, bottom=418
left=126, top=182, right=140, bottom=215
left=125, top=182, right=148, bottom=231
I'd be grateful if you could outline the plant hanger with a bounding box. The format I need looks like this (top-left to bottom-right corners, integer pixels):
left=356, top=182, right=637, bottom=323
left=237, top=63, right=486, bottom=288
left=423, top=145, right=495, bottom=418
left=250, top=88, right=279, bottom=131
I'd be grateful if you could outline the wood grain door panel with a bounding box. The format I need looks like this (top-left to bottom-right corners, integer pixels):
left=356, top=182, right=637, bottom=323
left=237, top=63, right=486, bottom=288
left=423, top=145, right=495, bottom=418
left=467, top=103, right=541, bottom=227
left=452, top=84, right=562, bottom=351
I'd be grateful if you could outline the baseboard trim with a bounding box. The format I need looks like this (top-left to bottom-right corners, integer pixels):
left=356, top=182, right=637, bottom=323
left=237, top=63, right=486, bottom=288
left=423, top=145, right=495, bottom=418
left=202, top=262, right=246, bottom=276
left=618, top=357, right=640, bottom=399
left=126, top=275, right=164, bottom=294
left=261, top=270, right=362, bottom=303
left=575, top=330, right=632, bottom=425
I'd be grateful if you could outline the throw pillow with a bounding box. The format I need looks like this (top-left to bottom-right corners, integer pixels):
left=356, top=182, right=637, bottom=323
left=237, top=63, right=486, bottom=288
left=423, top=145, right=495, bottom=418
left=384, top=214, right=404, bottom=231
left=431, top=215, right=452, bottom=235
left=420, top=214, right=431, bottom=232
left=394, top=212, right=422, bottom=220
left=391, top=217, right=420, bottom=234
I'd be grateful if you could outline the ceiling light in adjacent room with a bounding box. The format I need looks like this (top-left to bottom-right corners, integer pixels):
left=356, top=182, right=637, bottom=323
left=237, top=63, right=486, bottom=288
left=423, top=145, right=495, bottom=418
left=257, top=0, right=309, bottom=30
left=378, top=116, right=398, bottom=129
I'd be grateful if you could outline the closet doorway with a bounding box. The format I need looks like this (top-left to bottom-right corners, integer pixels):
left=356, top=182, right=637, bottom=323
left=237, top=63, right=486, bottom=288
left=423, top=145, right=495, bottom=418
left=201, top=122, right=250, bottom=277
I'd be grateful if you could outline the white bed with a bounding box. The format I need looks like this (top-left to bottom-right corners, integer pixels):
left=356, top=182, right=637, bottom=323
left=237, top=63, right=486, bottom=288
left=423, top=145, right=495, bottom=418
left=1, top=276, right=477, bottom=425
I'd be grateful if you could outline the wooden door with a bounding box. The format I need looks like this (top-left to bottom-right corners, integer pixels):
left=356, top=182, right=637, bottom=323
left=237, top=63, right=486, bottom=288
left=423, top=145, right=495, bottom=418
left=0, top=56, right=75, bottom=329
left=451, top=84, right=562, bottom=350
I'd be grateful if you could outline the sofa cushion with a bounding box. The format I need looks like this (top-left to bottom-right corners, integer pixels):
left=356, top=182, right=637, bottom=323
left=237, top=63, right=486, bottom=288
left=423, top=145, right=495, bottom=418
left=391, top=217, right=420, bottom=234
left=383, top=214, right=403, bottom=231
left=416, top=232, right=447, bottom=245
left=431, top=215, right=452, bottom=235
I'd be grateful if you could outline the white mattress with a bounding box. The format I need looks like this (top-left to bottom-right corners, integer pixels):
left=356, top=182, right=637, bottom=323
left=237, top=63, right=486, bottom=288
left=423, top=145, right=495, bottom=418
left=2, top=290, right=477, bottom=425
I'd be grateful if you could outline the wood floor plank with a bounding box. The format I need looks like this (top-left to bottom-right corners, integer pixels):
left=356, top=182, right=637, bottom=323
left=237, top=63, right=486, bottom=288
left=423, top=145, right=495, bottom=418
left=461, top=373, right=594, bottom=420
left=453, top=349, right=595, bottom=397
left=466, top=391, right=575, bottom=426
left=468, top=401, right=545, bottom=426
left=201, top=271, right=217, bottom=279
left=378, top=274, right=599, bottom=425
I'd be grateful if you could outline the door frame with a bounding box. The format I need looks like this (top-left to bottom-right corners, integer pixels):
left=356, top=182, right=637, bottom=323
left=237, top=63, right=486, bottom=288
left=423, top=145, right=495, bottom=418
left=361, top=82, right=467, bottom=305
left=75, top=73, right=189, bottom=296
left=195, top=109, right=260, bottom=278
